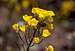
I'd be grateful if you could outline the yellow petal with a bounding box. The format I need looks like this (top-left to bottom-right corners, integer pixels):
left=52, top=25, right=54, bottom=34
left=28, top=18, right=39, bottom=26
left=32, top=8, right=39, bottom=14
left=19, top=25, right=26, bottom=32
left=23, top=15, right=32, bottom=22
left=32, top=8, right=47, bottom=19
left=45, top=45, right=54, bottom=51
left=48, top=11, right=55, bottom=17
left=33, top=37, right=40, bottom=44
left=38, top=13, right=46, bottom=19
left=12, top=23, right=19, bottom=31
left=50, top=24, right=54, bottom=30
left=42, top=29, right=51, bottom=38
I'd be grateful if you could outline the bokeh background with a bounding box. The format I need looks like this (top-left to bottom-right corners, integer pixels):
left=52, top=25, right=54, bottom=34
left=0, top=0, right=75, bottom=51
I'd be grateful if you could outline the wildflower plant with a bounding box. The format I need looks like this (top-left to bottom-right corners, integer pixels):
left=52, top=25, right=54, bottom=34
left=12, top=8, right=55, bottom=51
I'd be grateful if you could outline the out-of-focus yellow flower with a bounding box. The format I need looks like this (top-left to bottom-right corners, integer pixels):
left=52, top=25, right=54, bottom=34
left=61, top=1, right=74, bottom=15
left=33, top=37, right=40, bottom=44
left=15, top=4, right=21, bottom=12
left=21, top=0, right=29, bottom=8
left=28, top=18, right=39, bottom=26
left=23, top=15, right=32, bottom=22
left=12, top=23, right=19, bottom=31
left=19, top=25, right=26, bottom=32
left=42, top=29, right=51, bottom=38
left=8, top=0, right=16, bottom=6
left=9, top=0, right=16, bottom=3
left=61, top=1, right=74, bottom=11
left=45, top=45, right=54, bottom=51
left=32, top=8, right=55, bottom=20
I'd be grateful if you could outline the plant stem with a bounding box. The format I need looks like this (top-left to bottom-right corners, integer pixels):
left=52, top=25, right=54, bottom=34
left=26, top=37, right=33, bottom=51
left=26, top=29, right=36, bottom=51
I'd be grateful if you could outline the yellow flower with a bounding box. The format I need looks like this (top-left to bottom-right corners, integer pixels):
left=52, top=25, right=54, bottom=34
left=45, top=45, right=54, bottom=51
left=32, top=8, right=47, bottom=19
left=33, top=37, right=40, bottom=44
left=42, top=29, right=51, bottom=38
left=19, top=25, right=26, bottom=32
left=23, top=15, right=32, bottom=22
left=12, top=23, right=19, bottom=31
left=28, top=18, right=39, bottom=26
left=12, top=23, right=26, bottom=32
left=32, top=8, right=55, bottom=20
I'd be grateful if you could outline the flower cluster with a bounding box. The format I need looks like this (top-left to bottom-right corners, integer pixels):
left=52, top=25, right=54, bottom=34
left=12, top=8, right=55, bottom=51
left=32, top=8, right=55, bottom=20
